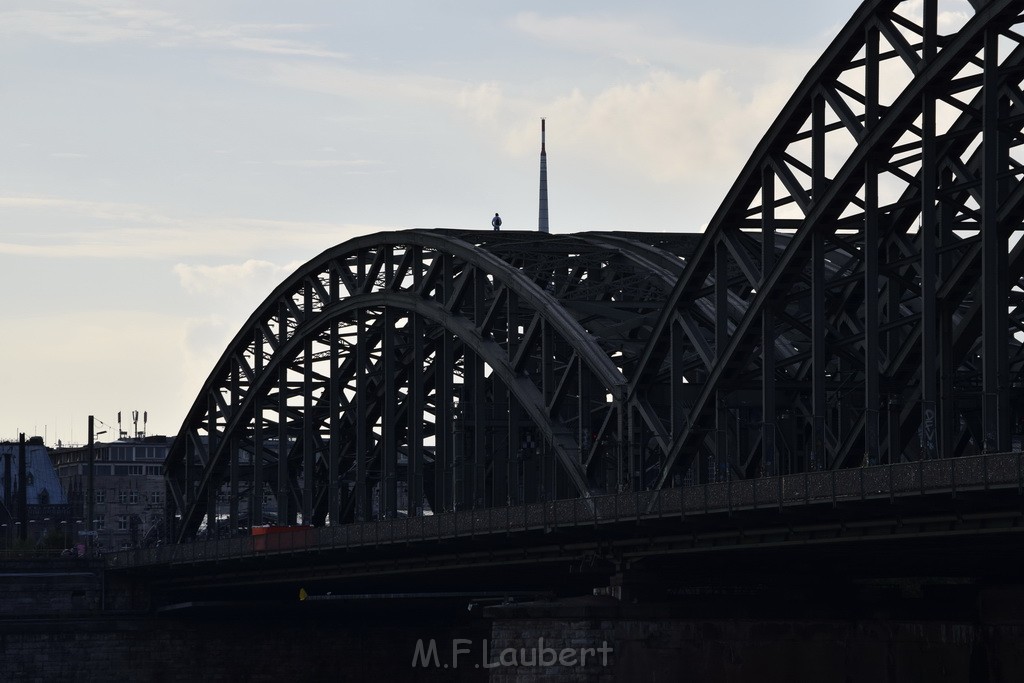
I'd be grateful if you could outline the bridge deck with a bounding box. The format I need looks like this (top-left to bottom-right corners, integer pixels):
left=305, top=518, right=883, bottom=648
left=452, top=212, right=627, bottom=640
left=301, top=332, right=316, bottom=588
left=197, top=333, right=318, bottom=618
left=109, top=452, right=1024, bottom=573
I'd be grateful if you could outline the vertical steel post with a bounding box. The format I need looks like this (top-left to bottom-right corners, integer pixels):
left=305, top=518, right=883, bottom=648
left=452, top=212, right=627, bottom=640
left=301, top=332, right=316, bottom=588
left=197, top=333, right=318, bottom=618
left=541, top=320, right=555, bottom=499
left=715, top=240, right=729, bottom=480
left=508, top=393, right=520, bottom=504
left=919, top=1, right=939, bottom=460
left=229, top=364, right=240, bottom=531
left=981, top=25, right=1009, bottom=452
left=328, top=316, right=340, bottom=525
left=302, top=286, right=315, bottom=524
left=252, top=327, right=264, bottom=527
left=408, top=314, right=424, bottom=516
left=811, top=93, right=827, bottom=471
left=864, top=24, right=881, bottom=466
left=472, top=268, right=487, bottom=507
left=938, top=166, right=956, bottom=459
left=761, top=164, right=777, bottom=476
left=277, top=349, right=290, bottom=525
left=382, top=306, right=397, bottom=518
left=355, top=306, right=369, bottom=520
left=438, top=254, right=454, bottom=511
left=671, top=320, right=686, bottom=444
left=409, top=249, right=425, bottom=515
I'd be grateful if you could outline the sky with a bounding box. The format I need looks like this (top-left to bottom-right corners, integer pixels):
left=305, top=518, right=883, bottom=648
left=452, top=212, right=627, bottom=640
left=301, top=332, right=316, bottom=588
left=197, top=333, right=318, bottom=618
left=0, top=0, right=866, bottom=445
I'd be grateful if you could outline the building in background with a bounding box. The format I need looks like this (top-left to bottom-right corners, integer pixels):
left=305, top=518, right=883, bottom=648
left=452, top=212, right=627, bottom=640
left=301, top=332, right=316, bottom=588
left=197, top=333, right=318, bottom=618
left=51, top=436, right=170, bottom=551
left=0, top=436, right=70, bottom=547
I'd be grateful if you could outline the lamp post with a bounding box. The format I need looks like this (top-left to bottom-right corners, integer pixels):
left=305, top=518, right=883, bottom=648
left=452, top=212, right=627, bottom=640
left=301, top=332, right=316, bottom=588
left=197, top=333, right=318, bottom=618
left=86, top=416, right=107, bottom=549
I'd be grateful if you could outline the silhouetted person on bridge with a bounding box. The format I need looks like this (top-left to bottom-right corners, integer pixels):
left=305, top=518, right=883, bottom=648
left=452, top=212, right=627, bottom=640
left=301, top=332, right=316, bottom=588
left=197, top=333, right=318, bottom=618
left=492, top=213, right=502, bottom=231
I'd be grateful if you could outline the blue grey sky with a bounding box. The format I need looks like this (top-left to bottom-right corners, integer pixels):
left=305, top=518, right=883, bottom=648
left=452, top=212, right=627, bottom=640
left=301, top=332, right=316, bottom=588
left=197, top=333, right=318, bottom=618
left=0, top=0, right=872, bottom=443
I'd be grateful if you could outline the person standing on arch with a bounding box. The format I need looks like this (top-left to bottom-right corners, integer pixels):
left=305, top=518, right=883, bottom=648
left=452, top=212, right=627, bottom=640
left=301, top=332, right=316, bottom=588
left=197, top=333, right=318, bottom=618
left=491, top=212, right=502, bottom=231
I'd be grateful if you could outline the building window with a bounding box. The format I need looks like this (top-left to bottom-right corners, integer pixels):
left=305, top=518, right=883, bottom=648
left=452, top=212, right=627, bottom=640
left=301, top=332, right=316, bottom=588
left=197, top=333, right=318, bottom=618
left=150, top=491, right=163, bottom=505
left=119, top=490, right=128, bottom=504
left=117, top=515, right=128, bottom=531
left=95, top=516, right=105, bottom=530
left=96, top=489, right=106, bottom=504
left=129, top=491, right=139, bottom=505
left=128, top=465, right=143, bottom=476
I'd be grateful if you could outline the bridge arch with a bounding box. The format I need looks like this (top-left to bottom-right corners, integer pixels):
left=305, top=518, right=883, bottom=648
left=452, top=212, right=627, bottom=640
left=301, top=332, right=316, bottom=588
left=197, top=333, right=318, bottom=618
left=165, top=229, right=687, bottom=540
left=165, top=0, right=1024, bottom=540
left=628, top=0, right=1024, bottom=492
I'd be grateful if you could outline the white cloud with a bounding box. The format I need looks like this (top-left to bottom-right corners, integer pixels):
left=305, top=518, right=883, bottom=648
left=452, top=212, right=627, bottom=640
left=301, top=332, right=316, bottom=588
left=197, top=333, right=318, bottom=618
left=0, top=195, right=388, bottom=259
left=251, top=60, right=465, bottom=105
left=173, top=259, right=302, bottom=296
left=458, top=82, right=505, bottom=124
left=0, top=3, right=346, bottom=59
left=512, top=12, right=654, bottom=63
left=510, top=11, right=817, bottom=77
left=271, top=159, right=384, bottom=170
left=490, top=69, right=793, bottom=186
left=249, top=48, right=802, bottom=191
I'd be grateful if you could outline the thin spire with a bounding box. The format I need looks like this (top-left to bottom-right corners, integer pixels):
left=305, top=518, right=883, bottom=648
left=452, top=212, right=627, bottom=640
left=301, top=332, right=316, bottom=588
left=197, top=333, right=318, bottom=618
left=538, top=118, right=549, bottom=233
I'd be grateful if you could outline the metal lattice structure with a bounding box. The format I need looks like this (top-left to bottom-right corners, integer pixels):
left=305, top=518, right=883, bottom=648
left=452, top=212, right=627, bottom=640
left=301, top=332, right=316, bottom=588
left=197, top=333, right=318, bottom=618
left=166, top=0, right=1024, bottom=541
left=165, top=230, right=700, bottom=538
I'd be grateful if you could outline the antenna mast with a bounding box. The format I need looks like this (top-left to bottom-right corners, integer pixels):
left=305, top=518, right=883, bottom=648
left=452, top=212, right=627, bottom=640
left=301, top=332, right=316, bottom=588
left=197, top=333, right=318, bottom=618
left=538, top=118, right=549, bottom=233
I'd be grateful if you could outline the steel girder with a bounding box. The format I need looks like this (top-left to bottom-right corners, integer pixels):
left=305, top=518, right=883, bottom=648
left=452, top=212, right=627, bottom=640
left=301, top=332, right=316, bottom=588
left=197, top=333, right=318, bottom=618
left=630, top=0, right=1024, bottom=495
left=166, top=0, right=1024, bottom=540
left=165, top=230, right=692, bottom=541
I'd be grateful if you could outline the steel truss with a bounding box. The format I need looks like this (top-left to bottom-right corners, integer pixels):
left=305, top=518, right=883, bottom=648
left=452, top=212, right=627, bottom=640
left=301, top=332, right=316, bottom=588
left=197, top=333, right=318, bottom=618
left=165, top=230, right=699, bottom=539
left=167, top=0, right=1024, bottom=540
left=631, top=0, right=1024, bottom=492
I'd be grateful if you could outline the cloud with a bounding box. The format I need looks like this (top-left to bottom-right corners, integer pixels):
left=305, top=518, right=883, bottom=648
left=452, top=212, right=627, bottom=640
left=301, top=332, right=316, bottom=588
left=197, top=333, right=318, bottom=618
left=251, top=60, right=465, bottom=106
left=0, top=3, right=346, bottom=59
left=896, top=0, right=973, bottom=35
left=0, top=195, right=388, bottom=259
left=248, top=43, right=803, bottom=192
left=510, top=11, right=817, bottom=77
left=458, top=82, right=505, bottom=124
left=512, top=12, right=656, bottom=64
left=488, top=69, right=793, bottom=187
left=173, top=259, right=302, bottom=296
left=270, top=159, right=385, bottom=170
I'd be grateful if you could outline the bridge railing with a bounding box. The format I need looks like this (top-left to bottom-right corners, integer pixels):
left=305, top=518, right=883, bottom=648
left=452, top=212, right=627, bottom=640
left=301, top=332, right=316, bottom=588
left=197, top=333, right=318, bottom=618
left=108, top=451, right=1023, bottom=569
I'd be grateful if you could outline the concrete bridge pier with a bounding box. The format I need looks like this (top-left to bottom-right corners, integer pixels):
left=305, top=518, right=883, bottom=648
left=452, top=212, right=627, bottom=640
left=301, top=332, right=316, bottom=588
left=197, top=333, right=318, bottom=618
left=482, top=575, right=1024, bottom=682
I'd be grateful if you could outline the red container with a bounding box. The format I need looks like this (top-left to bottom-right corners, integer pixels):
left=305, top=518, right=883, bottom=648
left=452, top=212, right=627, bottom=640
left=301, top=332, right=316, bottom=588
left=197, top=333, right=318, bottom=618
left=251, top=525, right=312, bottom=552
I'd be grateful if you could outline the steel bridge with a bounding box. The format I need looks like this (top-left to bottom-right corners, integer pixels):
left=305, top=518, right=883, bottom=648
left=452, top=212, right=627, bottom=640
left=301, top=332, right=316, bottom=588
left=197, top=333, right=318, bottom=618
left=160, top=0, right=1024, bottom=574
